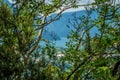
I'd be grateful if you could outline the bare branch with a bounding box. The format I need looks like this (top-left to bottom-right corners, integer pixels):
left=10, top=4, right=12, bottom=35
left=75, top=26, right=93, bottom=51
left=66, top=54, right=93, bottom=80
left=25, top=15, right=47, bottom=58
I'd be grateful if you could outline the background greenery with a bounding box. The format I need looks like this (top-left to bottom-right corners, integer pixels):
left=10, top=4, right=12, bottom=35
left=0, top=0, right=120, bottom=80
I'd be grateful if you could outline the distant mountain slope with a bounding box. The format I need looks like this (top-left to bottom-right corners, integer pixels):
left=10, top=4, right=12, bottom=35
left=42, top=10, right=98, bottom=47
left=42, top=10, right=98, bottom=40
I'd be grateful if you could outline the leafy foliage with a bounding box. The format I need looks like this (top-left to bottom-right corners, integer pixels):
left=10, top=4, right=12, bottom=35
left=0, top=0, right=120, bottom=80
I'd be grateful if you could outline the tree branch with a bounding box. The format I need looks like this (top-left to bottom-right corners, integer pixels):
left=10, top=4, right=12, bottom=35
left=66, top=54, right=93, bottom=80
left=25, top=15, right=47, bottom=59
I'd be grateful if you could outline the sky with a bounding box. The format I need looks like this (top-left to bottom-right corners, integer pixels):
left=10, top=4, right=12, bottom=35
left=8, top=0, right=16, bottom=4
left=7, top=0, right=95, bottom=12
left=63, top=0, right=95, bottom=12
left=7, top=0, right=120, bottom=12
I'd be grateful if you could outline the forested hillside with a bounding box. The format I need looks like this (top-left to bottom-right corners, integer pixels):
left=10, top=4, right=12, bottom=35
left=0, top=0, right=120, bottom=80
